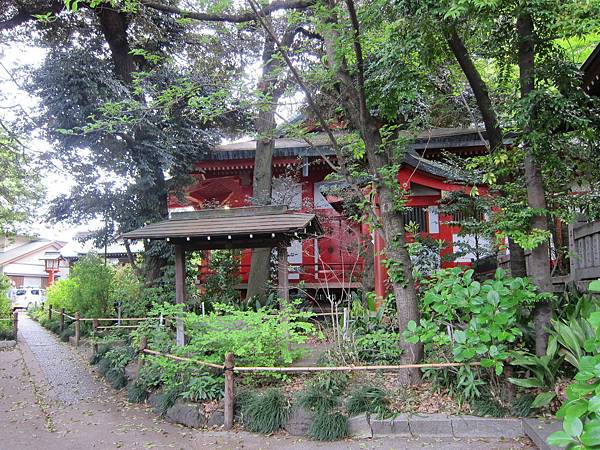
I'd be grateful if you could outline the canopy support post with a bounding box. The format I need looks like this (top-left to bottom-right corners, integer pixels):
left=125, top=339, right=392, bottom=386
left=175, top=244, right=186, bottom=346
left=278, top=243, right=289, bottom=303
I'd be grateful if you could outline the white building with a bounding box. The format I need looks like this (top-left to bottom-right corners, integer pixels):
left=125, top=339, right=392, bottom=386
left=0, top=236, right=69, bottom=288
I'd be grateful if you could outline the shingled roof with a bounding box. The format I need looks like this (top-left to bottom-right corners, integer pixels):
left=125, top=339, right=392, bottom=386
left=122, top=206, right=322, bottom=250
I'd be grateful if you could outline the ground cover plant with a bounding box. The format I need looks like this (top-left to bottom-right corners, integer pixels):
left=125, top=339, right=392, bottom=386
left=0, top=275, right=13, bottom=340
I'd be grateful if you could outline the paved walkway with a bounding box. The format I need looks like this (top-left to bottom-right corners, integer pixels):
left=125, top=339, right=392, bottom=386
left=0, top=313, right=536, bottom=450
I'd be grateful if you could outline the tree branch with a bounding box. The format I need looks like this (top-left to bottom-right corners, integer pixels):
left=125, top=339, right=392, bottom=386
left=0, top=1, right=64, bottom=31
left=445, top=25, right=503, bottom=152
left=141, top=0, right=314, bottom=24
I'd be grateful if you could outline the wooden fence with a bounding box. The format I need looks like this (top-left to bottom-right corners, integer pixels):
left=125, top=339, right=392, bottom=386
left=567, top=221, right=600, bottom=288
left=136, top=340, right=481, bottom=431
left=0, top=311, right=18, bottom=342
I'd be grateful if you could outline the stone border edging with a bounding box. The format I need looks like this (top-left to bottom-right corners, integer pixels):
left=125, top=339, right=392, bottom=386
left=0, top=340, right=17, bottom=349
left=350, top=412, right=560, bottom=445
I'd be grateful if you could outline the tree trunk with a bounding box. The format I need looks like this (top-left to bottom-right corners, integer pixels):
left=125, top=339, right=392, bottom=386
left=363, top=124, right=423, bottom=384
left=508, top=238, right=528, bottom=278
left=517, top=12, right=553, bottom=355
left=246, top=24, right=294, bottom=303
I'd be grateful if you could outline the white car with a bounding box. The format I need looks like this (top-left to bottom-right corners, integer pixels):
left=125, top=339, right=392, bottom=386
left=11, top=288, right=46, bottom=310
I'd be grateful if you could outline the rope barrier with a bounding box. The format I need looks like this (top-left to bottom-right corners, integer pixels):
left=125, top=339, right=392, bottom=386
left=141, top=348, right=223, bottom=370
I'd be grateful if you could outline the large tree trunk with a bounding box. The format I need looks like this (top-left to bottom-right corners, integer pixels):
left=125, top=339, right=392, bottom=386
left=246, top=24, right=290, bottom=302
left=363, top=123, right=423, bottom=384
left=517, top=12, right=553, bottom=355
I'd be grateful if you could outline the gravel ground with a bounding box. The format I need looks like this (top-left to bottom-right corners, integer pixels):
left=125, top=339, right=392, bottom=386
left=0, top=313, right=537, bottom=450
left=18, top=314, right=100, bottom=404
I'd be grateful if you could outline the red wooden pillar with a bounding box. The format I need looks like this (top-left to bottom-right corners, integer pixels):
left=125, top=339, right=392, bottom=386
left=174, top=244, right=186, bottom=346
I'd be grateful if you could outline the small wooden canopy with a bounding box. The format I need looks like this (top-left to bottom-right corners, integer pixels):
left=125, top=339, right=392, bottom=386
left=122, top=205, right=323, bottom=249
left=122, top=206, right=322, bottom=347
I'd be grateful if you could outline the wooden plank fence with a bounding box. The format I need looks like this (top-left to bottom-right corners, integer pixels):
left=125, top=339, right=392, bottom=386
left=568, top=220, right=600, bottom=287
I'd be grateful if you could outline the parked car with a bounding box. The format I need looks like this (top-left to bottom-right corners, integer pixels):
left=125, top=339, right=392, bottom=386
left=11, top=288, right=46, bottom=310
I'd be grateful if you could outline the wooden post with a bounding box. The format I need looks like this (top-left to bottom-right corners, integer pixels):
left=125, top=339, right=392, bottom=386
left=48, top=304, right=52, bottom=321
left=278, top=243, right=289, bottom=302
left=224, top=352, right=235, bottom=431
left=568, top=223, right=577, bottom=283
left=74, top=312, right=80, bottom=346
left=13, top=311, right=18, bottom=342
left=92, top=318, right=99, bottom=355
left=174, top=244, right=186, bottom=347
left=138, top=335, right=147, bottom=373
left=60, top=308, right=65, bottom=332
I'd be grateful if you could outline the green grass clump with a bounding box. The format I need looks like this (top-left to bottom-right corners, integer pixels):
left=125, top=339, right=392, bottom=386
left=510, top=393, right=535, bottom=418
left=96, top=358, right=112, bottom=376
left=105, top=368, right=127, bottom=389
left=89, top=344, right=111, bottom=365
left=308, top=410, right=348, bottom=441
left=60, top=328, right=74, bottom=342
left=156, top=384, right=185, bottom=417
left=127, top=382, right=148, bottom=403
left=297, top=373, right=348, bottom=413
left=242, top=388, right=289, bottom=434
left=470, top=394, right=506, bottom=417
left=346, top=385, right=390, bottom=418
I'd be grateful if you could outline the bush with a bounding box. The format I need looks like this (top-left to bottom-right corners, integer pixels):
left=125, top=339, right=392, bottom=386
left=308, top=410, right=348, bottom=441
left=156, top=383, right=186, bottom=416
left=127, top=382, right=148, bottom=403
left=111, top=265, right=146, bottom=318
left=242, top=388, right=289, bottom=434
left=181, top=374, right=223, bottom=402
left=178, top=302, right=316, bottom=368
left=297, top=373, right=348, bottom=413
left=346, top=385, right=390, bottom=418
left=404, top=268, right=543, bottom=374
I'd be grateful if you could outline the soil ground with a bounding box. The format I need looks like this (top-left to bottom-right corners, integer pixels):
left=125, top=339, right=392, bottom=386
left=0, top=313, right=537, bottom=450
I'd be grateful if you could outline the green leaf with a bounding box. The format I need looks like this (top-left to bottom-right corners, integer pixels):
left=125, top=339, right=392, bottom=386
left=454, top=330, right=466, bottom=344
left=588, top=395, right=600, bottom=413
left=406, top=320, right=417, bottom=332
left=547, top=430, right=576, bottom=447
left=588, top=279, right=600, bottom=292
left=531, top=391, right=556, bottom=409
left=508, top=377, right=545, bottom=388
left=563, top=416, right=583, bottom=438
left=581, top=419, right=600, bottom=447
left=487, top=290, right=500, bottom=303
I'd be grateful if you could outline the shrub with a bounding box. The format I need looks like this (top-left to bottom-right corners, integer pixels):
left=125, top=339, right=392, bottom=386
left=180, top=302, right=316, bottom=368
left=46, top=277, right=78, bottom=313
left=60, top=328, right=74, bottom=342
left=308, top=410, right=348, bottom=441
left=242, top=388, right=289, bottom=434
left=297, top=372, right=348, bottom=413
left=111, top=265, right=145, bottom=318
left=97, top=358, right=112, bottom=376
left=68, top=255, right=113, bottom=317
left=346, top=385, right=390, bottom=418
left=404, top=268, right=543, bottom=374
left=127, top=382, right=148, bottom=403
left=105, top=367, right=127, bottom=389
left=156, top=383, right=186, bottom=416
left=181, top=374, right=223, bottom=402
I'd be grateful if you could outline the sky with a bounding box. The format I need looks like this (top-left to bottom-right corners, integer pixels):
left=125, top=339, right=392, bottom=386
left=0, top=43, right=82, bottom=242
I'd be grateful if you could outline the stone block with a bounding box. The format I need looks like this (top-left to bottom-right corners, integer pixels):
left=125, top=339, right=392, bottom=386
left=207, top=410, right=225, bottom=428
left=371, top=415, right=410, bottom=436
left=347, top=413, right=372, bottom=438
left=166, top=401, right=206, bottom=428
left=0, top=340, right=16, bottom=349
left=124, top=361, right=139, bottom=381
left=451, top=416, right=523, bottom=438
left=408, top=414, right=453, bottom=437
left=284, top=405, right=312, bottom=436
left=522, top=418, right=563, bottom=450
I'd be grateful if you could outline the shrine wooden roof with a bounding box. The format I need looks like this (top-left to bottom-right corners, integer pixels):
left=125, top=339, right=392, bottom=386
left=583, top=43, right=600, bottom=97
left=121, top=206, right=322, bottom=250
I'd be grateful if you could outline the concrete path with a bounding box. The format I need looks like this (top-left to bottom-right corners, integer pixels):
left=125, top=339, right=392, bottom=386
left=0, top=313, right=537, bottom=450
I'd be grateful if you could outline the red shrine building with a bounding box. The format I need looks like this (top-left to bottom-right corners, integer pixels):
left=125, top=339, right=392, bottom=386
left=169, top=128, right=496, bottom=301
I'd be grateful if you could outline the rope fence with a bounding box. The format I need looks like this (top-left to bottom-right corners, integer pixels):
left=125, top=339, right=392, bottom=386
left=136, top=341, right=483, bottom=431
